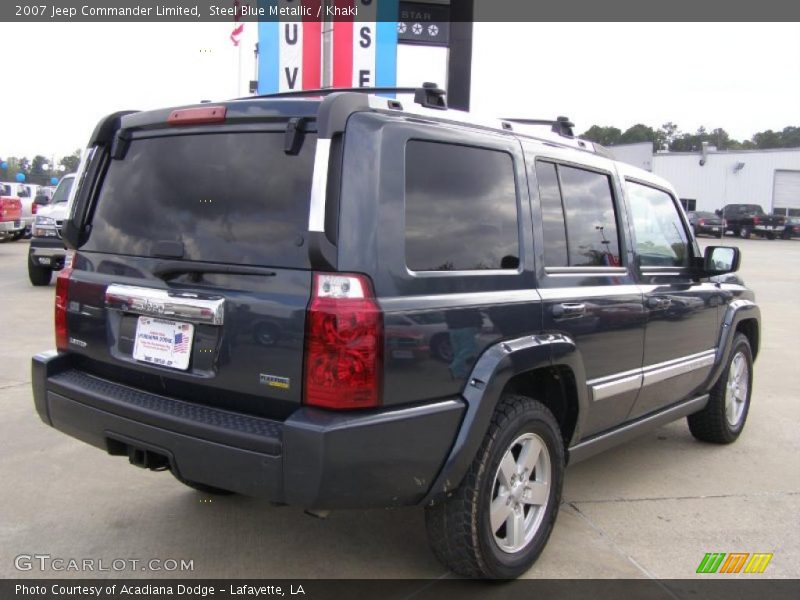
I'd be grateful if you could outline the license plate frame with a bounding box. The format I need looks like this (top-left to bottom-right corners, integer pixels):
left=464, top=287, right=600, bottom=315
left=132, top=316, right=194, bottom=370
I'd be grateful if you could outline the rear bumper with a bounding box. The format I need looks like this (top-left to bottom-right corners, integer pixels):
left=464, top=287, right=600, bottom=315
left=32, top=351, right=464, bottom=509
left=0, top=220, right=24, bottom=234
left=28, top=237, right=66, bottom=267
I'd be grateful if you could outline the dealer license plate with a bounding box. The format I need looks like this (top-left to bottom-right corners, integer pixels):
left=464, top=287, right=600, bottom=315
left=132, top=316, right=194, bottom=370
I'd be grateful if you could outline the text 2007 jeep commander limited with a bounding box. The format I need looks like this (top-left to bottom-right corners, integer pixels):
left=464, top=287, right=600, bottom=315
left=32, top=85, right=760, bottom=579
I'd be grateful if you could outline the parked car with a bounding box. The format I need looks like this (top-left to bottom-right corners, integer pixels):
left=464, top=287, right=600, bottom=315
left=781, top=216, right=800, bottom=239
left=0, top=181, right=38, bottom=237
left=687, top=211, right=725, bottom=238
left=719, top=203, right=785, bottom=239
left=32, top=89, right=760, bottom=579
left=27, top=174, right=75, bottom=285
left=0, top=183, right=24, bottom=242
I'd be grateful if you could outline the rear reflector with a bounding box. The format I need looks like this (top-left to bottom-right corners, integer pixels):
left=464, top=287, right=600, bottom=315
left=55, top=251, right=75, bottom=351
left=167, top=106, right=227, bottom=126
left=304, top=273, right=383, bottom=410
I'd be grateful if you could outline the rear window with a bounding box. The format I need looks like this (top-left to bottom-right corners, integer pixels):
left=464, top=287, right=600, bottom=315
left=83, top=132, right=317, bottom=268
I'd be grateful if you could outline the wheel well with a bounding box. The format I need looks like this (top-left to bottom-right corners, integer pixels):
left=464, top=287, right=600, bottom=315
left=736, top=318, right=759, bottom=360
left=501, top=366, right=579, bottom=449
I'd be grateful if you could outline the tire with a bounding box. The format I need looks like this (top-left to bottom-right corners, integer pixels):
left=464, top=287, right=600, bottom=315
left=28, top=259, right=53, bottom=286
left=172, top=471, right=235, bottom=495
left=425, top=395, right=564, bottom=579
left=766, top=233, right=776, bottom=240
left=739, top=227, right=751, bottom=239
left=688, top=333, right=753, bottom=444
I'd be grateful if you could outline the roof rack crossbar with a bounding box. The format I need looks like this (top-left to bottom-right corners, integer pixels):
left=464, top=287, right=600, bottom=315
left=245, top=86, right=420, bottom=99
left=238, top=82, right=448, bottom=110
left=503, top=116, right=576, bottom=138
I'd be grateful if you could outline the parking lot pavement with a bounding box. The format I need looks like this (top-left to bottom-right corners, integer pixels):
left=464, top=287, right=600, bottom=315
left=1, top=238, right=798, bottom=579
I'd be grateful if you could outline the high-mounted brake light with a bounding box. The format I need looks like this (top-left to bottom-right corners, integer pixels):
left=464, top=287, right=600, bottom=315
left=167, top=106, right=227, bottom=126
left=304, top=273, right=383, bottom=410
left=55, top=251, right=75, bottom=351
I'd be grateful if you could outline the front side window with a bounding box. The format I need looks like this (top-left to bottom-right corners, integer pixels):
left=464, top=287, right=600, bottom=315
left=626, top=181, right=690, bottom=268
left=405, top=140, right=519, bottom=271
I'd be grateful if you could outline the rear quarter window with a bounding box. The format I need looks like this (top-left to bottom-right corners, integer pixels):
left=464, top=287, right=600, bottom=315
left=404, top=140, right=520, bottom=272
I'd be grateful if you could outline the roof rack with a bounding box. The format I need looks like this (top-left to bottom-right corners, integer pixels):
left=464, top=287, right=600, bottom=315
left=241, top=82, right=448, bottom=110
left=502, top=116, right=575, bottom=139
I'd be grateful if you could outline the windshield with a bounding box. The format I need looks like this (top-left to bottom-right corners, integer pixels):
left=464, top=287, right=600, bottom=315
left=82, top=131, right=318, bottom=269
left=51, top=177, right=75, bottom=204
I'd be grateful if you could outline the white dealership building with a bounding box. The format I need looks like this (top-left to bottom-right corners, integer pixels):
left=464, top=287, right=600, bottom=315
left=610, top=143, right=800, bottom=216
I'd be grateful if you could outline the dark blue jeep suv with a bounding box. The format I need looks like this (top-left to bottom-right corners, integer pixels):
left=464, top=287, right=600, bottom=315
left=32, top=87, right=760, bottom=578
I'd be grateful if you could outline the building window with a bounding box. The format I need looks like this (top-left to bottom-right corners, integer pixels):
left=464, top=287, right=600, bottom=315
left=405, top=140, right=520, bottom=271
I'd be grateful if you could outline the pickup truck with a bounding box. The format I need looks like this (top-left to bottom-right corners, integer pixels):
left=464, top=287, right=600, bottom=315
left=0, top=184, right=24, bottom=241
left=720, top=204, right=785, bottom=239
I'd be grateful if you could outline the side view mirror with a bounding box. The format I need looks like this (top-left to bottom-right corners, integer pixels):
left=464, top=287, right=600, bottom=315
left=33, top=195, right=49, bottom=205
left=704, top=246, right=740, bottom=275
left=714, top=209, right=722, bottom=217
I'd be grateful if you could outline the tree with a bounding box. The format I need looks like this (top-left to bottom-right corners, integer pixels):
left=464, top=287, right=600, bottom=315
left=619, top=123, right=657, bottom=145
left=59, top=149, right=81, bottom=174
left=751, top=126, right=800, bottom=149
left=657, top=122, right=680, bottom=149
left=580, top=125, right=622, bottom=146
left=31, top=155, right=49, bottom=185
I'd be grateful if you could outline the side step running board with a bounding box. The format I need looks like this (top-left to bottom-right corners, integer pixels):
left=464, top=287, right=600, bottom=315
left=568, top=394, right=709, bottom=464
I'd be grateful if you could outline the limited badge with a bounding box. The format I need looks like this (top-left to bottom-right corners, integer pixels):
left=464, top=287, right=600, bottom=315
left=260, top=373, right=290, bottom=390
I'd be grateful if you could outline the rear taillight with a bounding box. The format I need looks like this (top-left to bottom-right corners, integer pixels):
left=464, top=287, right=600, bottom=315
left=699, top=219, right=705, bottom=226
left=753, top=216, right=760, bottom=224
left=32, top=203, right=38, bottom=215
left=304, top=272, right=383, bottom=410
left=55, top=251, right=75, bottom=351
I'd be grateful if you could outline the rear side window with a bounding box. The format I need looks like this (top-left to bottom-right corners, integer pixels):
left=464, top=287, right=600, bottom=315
left=534, top=162, right=568, bottom=267
left=405, top=140, right=519, bottom=271
left=83, top=132, right=317, bottom=268
left=534, top=161, right=621, bottom=268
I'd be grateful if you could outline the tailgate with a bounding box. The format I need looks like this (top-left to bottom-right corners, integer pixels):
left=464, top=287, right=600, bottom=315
left=0, top=197, right=22, bottom=221
left=64, top=126, right=319, bottom=420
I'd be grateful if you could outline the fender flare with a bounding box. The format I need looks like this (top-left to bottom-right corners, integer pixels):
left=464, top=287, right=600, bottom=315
left=704, top=299, right=761, bottom=390
left=419, top=333, right=588, bottom=505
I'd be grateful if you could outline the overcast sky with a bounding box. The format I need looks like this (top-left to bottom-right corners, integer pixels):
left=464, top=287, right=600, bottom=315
left=1, top=21, right=798, bottom=160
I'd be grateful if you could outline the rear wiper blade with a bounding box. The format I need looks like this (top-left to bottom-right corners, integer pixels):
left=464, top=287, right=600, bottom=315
left=153, top=261, right=276, bottom=280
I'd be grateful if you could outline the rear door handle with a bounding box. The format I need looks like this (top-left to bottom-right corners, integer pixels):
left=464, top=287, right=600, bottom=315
left=552, top=303, right=586, bottom=320
left=647, top=296, right=672, bottom=310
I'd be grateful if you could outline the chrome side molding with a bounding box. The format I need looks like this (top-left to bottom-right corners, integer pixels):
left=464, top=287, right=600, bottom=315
left=105, top=284, right=225, bottom=325
left=588, top=349, right=716, bottom=402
